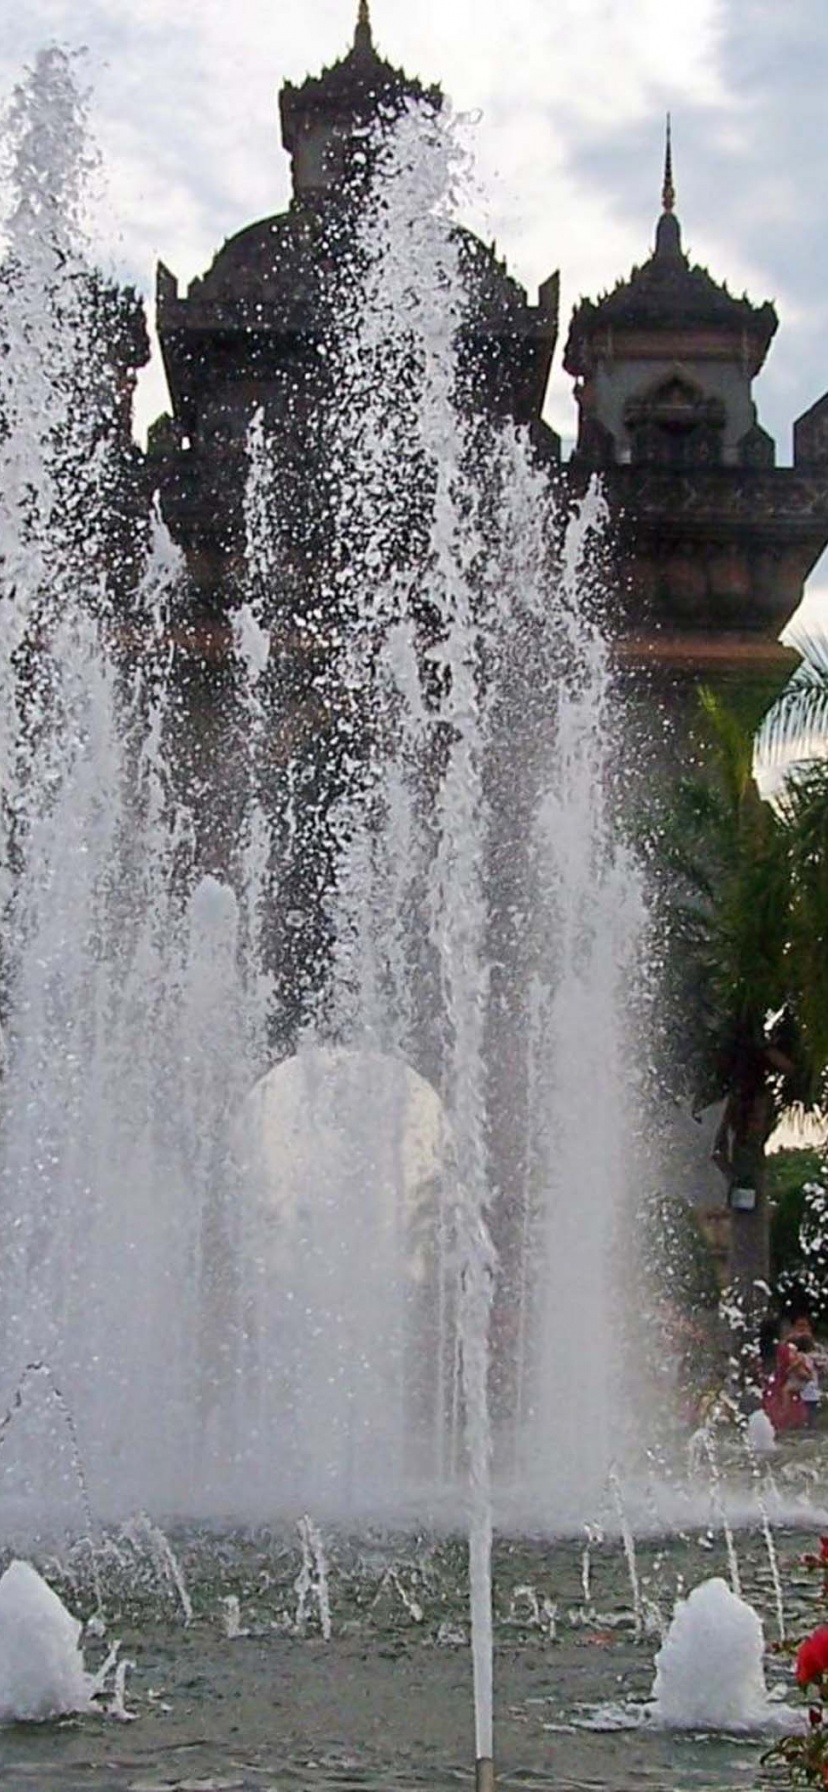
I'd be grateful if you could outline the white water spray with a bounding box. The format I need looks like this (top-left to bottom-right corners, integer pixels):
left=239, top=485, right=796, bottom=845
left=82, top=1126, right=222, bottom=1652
left=0, top=69, right=652, bottom=1788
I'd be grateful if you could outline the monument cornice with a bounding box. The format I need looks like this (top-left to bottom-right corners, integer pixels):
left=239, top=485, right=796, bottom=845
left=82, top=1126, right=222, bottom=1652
left=586, top=465, right=828, bottom=534
left=577, top=325, right=770, bottom=368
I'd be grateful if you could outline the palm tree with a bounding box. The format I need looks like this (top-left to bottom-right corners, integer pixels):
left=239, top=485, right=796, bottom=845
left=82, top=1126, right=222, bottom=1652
left=756, top=620, right=828, bottom=1084
left=755, top=616, right=828, bottom=795
left=658, top=687, right=828, bottom=1307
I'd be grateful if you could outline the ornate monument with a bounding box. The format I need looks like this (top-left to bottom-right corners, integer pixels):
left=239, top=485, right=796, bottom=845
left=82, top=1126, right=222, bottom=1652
left=144, top=6, right=564, bottom=1053
left=565, top=124, right=828, bottom=686
left=149, top=3, right=560, bottom=631
left=143, top=35, right=828, bottom=705
left=92, top=15, right=828, bottom=1280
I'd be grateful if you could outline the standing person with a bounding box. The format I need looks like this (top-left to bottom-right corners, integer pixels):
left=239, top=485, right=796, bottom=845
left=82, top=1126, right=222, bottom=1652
left=758, top=1314, right=779, bottom=1384
left=762, top=1321, right=810, bottom=1431
left=797, top=1334, right=820, bottom=1429
left=788, top=1314, right=820, bottom=1429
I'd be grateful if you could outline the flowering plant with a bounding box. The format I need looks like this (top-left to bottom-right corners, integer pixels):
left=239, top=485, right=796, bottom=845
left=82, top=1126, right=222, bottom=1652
left=766, top=1539, right=828, bottom=1785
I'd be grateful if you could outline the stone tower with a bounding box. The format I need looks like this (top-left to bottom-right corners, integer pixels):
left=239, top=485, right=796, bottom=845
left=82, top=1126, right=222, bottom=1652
left=147, top=8, right=564, bottom=1061
left=564, top=123, right=828, bottom=685
left=150, top=3, right=560, bottom=631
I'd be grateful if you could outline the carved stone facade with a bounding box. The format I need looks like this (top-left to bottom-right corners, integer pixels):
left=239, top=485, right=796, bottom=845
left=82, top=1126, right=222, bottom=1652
left=148, top=9, right=560, bottom=634
left=142, top=39, right=828, bottom=697
left=564, top=129, right=828, bottom=677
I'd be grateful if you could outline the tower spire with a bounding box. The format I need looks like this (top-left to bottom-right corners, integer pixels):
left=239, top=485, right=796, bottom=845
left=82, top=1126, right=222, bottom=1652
left=662, top=113, right=675, bottom=214
left=354, top=0, right=373, bottom=52
left=654, top=112, right=682, bottom=260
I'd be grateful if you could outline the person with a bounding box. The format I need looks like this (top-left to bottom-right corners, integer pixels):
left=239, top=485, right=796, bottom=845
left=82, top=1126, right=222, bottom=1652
left=796, top=1333, right=820, bottom=1429
left=762, top=1322, right=810, bottom=1432
left=758, top=1315, right=779, bottom=1381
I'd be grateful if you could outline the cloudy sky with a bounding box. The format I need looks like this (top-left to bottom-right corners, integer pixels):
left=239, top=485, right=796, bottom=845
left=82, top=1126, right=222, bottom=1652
left=1, top=0, right=827, bottom=607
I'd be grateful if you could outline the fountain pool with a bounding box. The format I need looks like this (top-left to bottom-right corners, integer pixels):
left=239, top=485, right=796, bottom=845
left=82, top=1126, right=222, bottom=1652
left=0, top=1520, right=819, bottom=1790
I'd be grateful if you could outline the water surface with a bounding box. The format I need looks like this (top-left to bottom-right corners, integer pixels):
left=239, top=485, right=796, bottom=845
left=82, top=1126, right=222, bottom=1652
left=0, top=1523, right=813, bottom=1791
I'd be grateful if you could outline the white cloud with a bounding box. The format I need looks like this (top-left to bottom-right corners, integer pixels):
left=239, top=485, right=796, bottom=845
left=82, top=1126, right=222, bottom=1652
left=0, top=0, right=728, bottom=435
left=1, top=0, right=827, bottom=507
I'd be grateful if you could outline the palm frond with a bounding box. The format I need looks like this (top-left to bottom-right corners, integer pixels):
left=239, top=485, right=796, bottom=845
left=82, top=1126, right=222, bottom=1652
left=698, top=685, right=753, bottom=812
left=654, top=683, right=828, bottom=1123
left=755, top=679, right=828, bottom=774
left=782, top=612, right=828, bottom=674
left=755, top=617, right=828, bottom=774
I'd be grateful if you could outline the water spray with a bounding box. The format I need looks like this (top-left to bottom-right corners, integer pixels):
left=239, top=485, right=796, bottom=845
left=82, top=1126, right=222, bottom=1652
left=0, top=1362, right=103, bottom=1618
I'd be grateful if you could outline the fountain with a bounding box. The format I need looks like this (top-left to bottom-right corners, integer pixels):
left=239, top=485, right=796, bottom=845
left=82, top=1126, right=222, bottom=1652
left=648, top=1577, right=796, bottom=1733
left=0, top=49, right=646, bottom=1521
left=747, top=1409, right=777, bottom=1456
left=0, top=1560, right=123, bottom=1722
left=0, top=39, right=810, bottom=1792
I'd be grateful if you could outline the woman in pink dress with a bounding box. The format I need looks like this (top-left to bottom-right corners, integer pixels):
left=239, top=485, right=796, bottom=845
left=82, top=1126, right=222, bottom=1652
left=763, top=1331, right=810, bottom=1431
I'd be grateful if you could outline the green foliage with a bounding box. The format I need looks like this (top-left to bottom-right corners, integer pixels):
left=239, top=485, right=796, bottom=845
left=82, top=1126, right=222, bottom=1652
left=653, top=689, right=828, bottom=1129
left=780, top=767, right=828, bottom=1080
left=769, top=1150, right=823, bottom=1272
left=768, top=1150, right=828, bottom=1325
left=755, top=615, right=828, bottom=781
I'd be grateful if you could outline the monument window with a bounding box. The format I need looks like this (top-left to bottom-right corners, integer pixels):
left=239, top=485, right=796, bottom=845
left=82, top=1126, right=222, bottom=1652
left=624, top=375, right=725, bottom=469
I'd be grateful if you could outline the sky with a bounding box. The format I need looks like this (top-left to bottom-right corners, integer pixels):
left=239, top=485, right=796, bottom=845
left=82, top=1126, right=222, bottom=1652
left=1, top=0, right=827, bottom=613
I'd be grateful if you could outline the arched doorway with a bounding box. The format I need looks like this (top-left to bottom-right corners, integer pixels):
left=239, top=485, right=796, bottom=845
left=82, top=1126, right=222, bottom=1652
left=229, top=1047, right=459, bottom=1510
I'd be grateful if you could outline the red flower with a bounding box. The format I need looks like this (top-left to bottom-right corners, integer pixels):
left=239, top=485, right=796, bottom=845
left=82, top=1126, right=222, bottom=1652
left=796, top=1627, right=828, bottom=1687
left=820, top=1537, right=828, bottom=1563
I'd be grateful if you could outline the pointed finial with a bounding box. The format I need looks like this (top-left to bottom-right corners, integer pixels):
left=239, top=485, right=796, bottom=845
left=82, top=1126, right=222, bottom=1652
left=662, top=113, right=675, bottom=213
left=354, top=0, right=373, bottom=51
left=654, top=112, right=683, bottom=259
